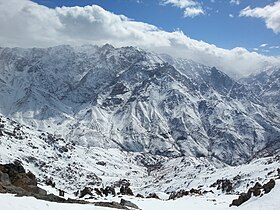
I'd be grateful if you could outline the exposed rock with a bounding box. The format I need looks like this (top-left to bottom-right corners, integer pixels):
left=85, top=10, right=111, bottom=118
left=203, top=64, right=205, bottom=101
left=45, top=178, right=56, bottom=188
left=94, top=188, right=103, bottom=197
left=190, top=188, right=202, bottom=195
left=0, top=171, right=11, bottom=185
left=79, top=187, right=93, bottom=198
left=101, top=186, right=116, bottom=197
left=0, top=161, right=46, bottom=196
left=136, top=193, right=144, bottom=198
left=230, top=192, right=251, bottom=207
left=146, top=193, right=160, bottom=199
left=59, top=189, right=65, bottom=197
left=114, top=179, right=131, bottom=188
left=263, top=179, right=275, bottom=194
left=247, top=182, right=262, bottom=197
left=120, top=185, right=133, bottom=196
left=96, top=161, right=106, bottom=166
left=94, top=201, right=129, bottom=209
left=230, top=179, right=276, bottom=207
left=169, top=190, right=189, bottom=200
left=120, top=198, right=139, bottom=209
left=0, top=162, right=95, bottom=205
left=210, top=179, right=233, bottom=193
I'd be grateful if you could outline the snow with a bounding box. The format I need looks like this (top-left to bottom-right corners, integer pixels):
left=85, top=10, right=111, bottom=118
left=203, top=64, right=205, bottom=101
left=1, top=180, right=280, bottom=210
left=0, top=194, right=111, bottom=210
left=0, top=44, right=280, bottom=209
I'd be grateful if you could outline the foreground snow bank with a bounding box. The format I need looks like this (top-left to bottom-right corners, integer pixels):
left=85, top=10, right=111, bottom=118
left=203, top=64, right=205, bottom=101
left=0, top=194, right=111, bottom=210
left=1, top=180, right=280, bottom=210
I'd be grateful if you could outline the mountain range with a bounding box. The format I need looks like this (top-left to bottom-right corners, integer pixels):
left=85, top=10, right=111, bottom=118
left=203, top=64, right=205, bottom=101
left=0, top=44, right=280, bottom=196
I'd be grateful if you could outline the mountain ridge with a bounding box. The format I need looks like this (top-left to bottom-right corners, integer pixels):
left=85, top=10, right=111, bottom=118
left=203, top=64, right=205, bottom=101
left=0, top=44, right=279, bottom=167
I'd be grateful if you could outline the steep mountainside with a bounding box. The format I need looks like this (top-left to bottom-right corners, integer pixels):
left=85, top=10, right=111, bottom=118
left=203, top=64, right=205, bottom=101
left=242, top=67, right=280, bottom=110
left=0, top=44, right=279, bottom=167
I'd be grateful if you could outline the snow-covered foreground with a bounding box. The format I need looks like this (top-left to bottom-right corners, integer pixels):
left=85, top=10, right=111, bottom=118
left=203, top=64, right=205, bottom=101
left=1, top=180, right=280, bottom=210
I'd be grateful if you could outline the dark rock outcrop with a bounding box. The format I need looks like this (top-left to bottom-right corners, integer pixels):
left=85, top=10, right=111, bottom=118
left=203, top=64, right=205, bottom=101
left=120, top=185, right=134, bottom=196
left=169, top=190, right=189, bottom=200
left=120, top=198, right=139, bottom=209
left=94, top=201, right=129, bottom=209
left=0, top=161, right=47, bottom=196
left=263, top=179, right=275, bottom=194
left=146, top=193, right=159, bottom=199
left=79, top=187, right=93, bottom=198
left=230, top=192, right=251, bottom=207
left=247, top=182, right=262, bottom=197
left=210, top=179, right=233, bottom=193
left=136, top=193, right=144, bottom=198
left=230, top=179, right=276, bottom=207
left=0, top=161, right=89, bottom=204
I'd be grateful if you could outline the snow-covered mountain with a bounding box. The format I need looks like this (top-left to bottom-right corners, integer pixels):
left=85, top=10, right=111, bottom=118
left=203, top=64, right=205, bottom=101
left=1, top=44, right=280, bottom=209
left=242, top=67, right=280, bottom=110
left=0, top=44, right=280, bottom=167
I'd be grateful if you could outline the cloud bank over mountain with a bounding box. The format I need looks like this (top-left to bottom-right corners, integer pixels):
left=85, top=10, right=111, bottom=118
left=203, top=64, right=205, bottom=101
left=0, top=0, right=279, bottom=77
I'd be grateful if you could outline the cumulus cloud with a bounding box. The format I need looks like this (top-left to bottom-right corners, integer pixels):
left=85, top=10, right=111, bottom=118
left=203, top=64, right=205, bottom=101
left=161, top=0, right=204, bottom=18
left=0, top=0, right=279, bottom=77
left=240, top=1, right=280, bottom=34
left=184, top=7, right=204, bottom=17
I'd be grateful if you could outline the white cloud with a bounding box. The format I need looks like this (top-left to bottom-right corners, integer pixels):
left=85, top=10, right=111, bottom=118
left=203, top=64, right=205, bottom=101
left=161, top=0, right=205, bottom=18
left=240, top=1, right=280, bottom=34
left=269, top=46, right=280, bottom=49
left=229, top=14, right=234, bottom=18
left=0, top=0, right=279, bottom=77
left=260, top=43, right=268, bottom=47
left=184, top=7, right=204, bottom=17
left=161, top=0, right=197, bottom=8
left=230, top=0, right=241, bottom=5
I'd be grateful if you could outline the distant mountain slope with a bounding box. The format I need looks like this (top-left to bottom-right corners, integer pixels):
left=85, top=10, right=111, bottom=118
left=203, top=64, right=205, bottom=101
left=0, top=44, right=279, bottom=166
left=242, top=67, right=280, bottom=110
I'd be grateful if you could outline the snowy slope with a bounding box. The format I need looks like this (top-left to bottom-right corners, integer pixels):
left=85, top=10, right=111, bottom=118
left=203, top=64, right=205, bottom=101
left=1, top=179, right=280, bottom=210
left=0, top=45, right=280, bottom=209
left=0, top=45, right=279, bottom=166
left=1, top=113, right=280, bottom=197
left=242, top=67, right=280, bottom=110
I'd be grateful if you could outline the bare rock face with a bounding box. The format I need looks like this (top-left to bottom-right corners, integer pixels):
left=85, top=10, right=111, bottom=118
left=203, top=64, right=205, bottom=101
left=0, top=161, right=47, bottom=196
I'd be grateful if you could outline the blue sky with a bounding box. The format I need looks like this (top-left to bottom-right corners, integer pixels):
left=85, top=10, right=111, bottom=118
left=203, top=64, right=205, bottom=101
left=31, top=0, right=280, bottom=56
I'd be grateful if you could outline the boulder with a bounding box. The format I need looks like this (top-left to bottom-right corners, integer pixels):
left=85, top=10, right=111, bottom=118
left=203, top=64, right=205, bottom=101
left=230, top=192, right=250, bottom=207
left=263, top=179, right=275, bottom=194
left=247, top=182, right=262, bottom=197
